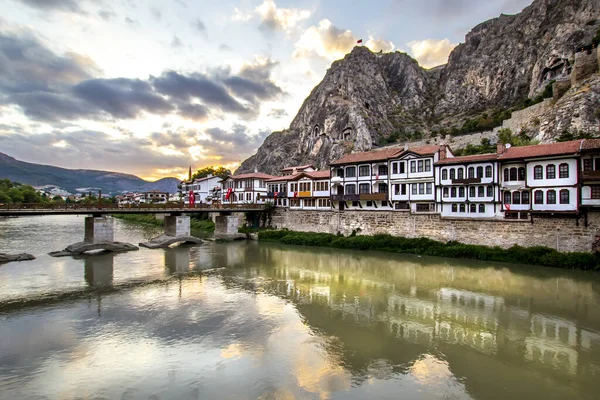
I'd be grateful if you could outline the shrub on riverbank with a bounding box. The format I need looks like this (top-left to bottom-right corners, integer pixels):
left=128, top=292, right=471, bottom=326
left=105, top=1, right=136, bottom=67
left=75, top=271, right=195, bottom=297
left=113, top=214, right=215, bottom=232
left=257, top=231, right=599, bottom=270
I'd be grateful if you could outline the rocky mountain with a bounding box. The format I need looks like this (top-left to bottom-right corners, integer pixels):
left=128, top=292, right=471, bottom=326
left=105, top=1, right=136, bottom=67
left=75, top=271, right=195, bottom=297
left=238, top=0, right=600, bottom=175
left=0, top=152, right=179, bottom=195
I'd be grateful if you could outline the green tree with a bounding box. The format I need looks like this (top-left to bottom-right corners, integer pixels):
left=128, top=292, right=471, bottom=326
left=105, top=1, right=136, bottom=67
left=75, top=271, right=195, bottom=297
left=0, top=191, right=11, bottom=204
left=7, top=188, right=24, bottom=203
left=191, top=166, right=231, bottom=181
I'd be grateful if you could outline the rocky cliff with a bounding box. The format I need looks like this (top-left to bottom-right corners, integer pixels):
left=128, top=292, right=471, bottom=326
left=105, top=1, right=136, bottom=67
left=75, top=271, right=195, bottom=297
left=237, top=0, right=600, bottom=174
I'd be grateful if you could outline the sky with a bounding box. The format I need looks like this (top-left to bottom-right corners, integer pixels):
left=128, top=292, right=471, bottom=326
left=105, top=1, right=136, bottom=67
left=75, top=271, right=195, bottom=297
left=0, top=0, right=532, bottom=181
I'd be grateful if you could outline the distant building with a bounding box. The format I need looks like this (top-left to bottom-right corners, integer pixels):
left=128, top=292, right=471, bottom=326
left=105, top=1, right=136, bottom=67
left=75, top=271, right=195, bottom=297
left=180, top=174, right=222, bottom=204
left=221, top=172, right=276, bottom=204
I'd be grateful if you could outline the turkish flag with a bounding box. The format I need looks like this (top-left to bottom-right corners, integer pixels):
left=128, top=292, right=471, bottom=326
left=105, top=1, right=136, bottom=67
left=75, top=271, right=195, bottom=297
left=357, top=39, right=363, bottom=44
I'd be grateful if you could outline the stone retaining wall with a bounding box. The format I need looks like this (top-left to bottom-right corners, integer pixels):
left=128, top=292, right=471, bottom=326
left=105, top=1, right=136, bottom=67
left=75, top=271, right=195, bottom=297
left=271, top=209, right=599, bottom=253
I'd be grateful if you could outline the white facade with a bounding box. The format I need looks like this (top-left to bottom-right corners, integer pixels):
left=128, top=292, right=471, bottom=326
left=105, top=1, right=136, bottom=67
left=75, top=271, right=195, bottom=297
left=221, top=174, right=274, bottom=204
left=520, top=158, right=578, bottom=213
left=435, top=158, right=501, bottom=219
left=266, top=171, right=331, bottom=210
left=181, top=175, right=222, bottom=204
left=330, top=161, right=393, bottom=211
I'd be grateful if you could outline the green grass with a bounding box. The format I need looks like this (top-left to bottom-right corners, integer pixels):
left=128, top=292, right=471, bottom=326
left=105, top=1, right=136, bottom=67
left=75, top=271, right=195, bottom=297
left=257, top=230, right=600, bottom=271
left=113, top=214, right=215, bottom=232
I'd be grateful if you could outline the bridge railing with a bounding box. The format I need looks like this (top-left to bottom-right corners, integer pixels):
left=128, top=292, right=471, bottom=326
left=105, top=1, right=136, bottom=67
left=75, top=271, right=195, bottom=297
left=0, top=203, right=266, bottom=211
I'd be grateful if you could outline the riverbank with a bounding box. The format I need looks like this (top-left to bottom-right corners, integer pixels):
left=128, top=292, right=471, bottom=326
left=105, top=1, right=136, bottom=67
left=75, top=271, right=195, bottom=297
left=113, top=214, right=215, bottom=232
left=258, top=230, right=599, bottom=270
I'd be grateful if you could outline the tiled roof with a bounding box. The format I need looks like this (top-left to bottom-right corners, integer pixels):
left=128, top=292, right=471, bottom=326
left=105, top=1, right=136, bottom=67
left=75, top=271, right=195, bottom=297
left=330, top=148, right=404, bottom=165
left=407, top=145, right=445, bottom=156
left=281, top=164, right=315, bottom=171
left=498, top=140, right=583, bottom=160
left=306, top=170, right=331, bottom=179
left=228, top=172, right=276, bottom=180
left=265, top=173, right=301, bottom=182
left=581, top=139, right=600, bottom=151
left=266, top=170, right=331, bottom=182
left=436, top=153, right=499, bottom=165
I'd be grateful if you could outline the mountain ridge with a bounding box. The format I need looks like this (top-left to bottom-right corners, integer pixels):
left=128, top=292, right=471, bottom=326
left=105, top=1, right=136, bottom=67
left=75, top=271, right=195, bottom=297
left=237, top=0, right=600, bottom=175
left=0, top=152, right=179, bottom=195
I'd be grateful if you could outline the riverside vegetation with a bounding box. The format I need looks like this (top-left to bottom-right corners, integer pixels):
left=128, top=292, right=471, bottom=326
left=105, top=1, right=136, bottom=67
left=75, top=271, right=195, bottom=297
left=113, top=214, right=215, bottom=232
left=258, top=230, right=599, bottom=271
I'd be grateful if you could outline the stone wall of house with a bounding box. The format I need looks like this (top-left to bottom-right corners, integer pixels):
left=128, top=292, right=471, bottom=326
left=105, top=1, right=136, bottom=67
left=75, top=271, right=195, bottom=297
left=496, top=99, right=553, bottom=134
left=271, top=209, right=599, bottom=253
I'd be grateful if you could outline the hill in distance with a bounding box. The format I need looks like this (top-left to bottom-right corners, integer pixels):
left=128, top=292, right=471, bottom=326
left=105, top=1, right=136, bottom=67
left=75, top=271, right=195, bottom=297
left=0, top=152, right=179, bottom=195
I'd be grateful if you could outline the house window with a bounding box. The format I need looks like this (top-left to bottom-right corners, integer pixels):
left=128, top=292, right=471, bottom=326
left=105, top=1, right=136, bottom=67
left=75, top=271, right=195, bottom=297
left=399, top=162, right=405, bottom=174
left=468, top=167, right=475, bottom=179
left=359, top=166, right=370, bottom=176
left=451, top=188, right=457, bottom=197
left=425, top=160, right=431, bottom=172
left=547, top=190, right=556, bottom=204
left=417, top=160, right=424, bottom=172
left=452, top=204, right=457, bottom=212
left=412, top=184, right=417, bottom=195
left=596, top=158, right=600, bottom=171
left=442, top=169, right=448, bottom=180
left=459, top=204, right=466, bottom=213
left=479, top=204, right=485, bottom=213
left=411, top=161, right=416, bottom=173
left=366, top=201, right=373, bottom=207
left=477, top=166, right=483, bottom=178
left=418, top=183, right=425, bottom=194
left=560, top=189, right=570, bottom=204
left=459, top=187, right=465, bottom=197
left=513, top=191, right=521, bottom=204
left=584, top=159, right=592, bottom=171
left=426, top=183, right=432, bottom=194
left=379, top=165, right=388, bottom=176
left=592, top=186, right=600, bottom=199
left=534, top=190, right=543, bottom=204
left=559, top=163, right=569, bottom=179
left=518, top=167, right=525, bottom=180
left=534, top=165, right=543, bottom=179
left=379, top=183, right=388, bottom=193
left=458, top=168, right=464, bottom=179
left=359, top=183, right=370, bottom=194
left=509, top=168, right=517, bottom=181
left=443, top=187, right=449, bottom=198
left=346, top=167, right=356, bottom=177
left=487, top=186, right=493, bottom=197
left=336, top=168, right=344, bottom=178
left=381, top=201, right=387, bottom=207
left=394, top=184, right=401, bottom=195
left=401, top=184, right=407, bottom=195
left=392, top=162, right=398, bottom=174
left=504, top=191, right=511, bottom=204
left=546, top=165, right=556, bottom=179
left=470, top=204, right=476, bottom=213
left=503, top=169, right=509, bottom=182
left=478, top=186, right=484, bottom=197
left=522, top=191, right=530, bottom=204
left=485, top=166, right=492, bottom=178
left=345, top=184, right=356, bottom=195
left=469, top=187, right=475, bottom=197
left=450, top=168, right=456, bottom=180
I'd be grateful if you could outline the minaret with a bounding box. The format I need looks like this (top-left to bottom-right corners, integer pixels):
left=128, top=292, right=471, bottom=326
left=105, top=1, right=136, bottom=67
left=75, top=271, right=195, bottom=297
left=188, top=166, right=192, bottom=181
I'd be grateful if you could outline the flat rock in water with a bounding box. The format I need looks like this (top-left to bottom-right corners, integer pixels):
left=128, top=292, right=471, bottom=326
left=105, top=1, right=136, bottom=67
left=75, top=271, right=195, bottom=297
left=0, top=253, right=36, bottom=264
left=49, top=241, right=139, bottom=257
left=139, top=235, right=203, bottom=249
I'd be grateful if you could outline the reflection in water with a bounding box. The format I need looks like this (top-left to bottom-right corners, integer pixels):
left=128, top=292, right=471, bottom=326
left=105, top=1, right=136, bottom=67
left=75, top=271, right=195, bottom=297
left=83, top=253, right=114, bottom=287
left=1, top=217, right=600, bottom=399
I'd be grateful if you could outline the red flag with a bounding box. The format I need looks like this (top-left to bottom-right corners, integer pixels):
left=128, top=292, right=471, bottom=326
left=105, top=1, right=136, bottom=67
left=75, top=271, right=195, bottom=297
left=357, top=39, right=363, bottom=44
left=294, top=192, right=298, bottom=198
left=225, top=188, right=233, bottom=200
left=505, top=203, right=511, bottom=211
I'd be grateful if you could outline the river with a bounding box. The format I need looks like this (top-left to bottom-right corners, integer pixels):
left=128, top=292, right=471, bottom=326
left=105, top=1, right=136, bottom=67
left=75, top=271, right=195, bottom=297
left=1, top=215, right=599, bottom=399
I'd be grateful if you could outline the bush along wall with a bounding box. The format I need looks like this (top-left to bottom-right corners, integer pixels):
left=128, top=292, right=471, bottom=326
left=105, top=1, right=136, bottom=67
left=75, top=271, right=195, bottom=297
left=257, top=230, right=600, bottom=271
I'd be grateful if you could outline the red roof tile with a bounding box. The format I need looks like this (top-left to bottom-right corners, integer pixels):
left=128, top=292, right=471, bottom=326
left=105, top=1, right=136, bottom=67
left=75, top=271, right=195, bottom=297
left=306, top=170, right=331, bottom=179
left=498, top=140, right=583, bottom=160
left=265, top=173, right=301, bottom=182
left=281, top=164, right=315, bottom=171
left=581, top=139, right=600, bottom=151
left=435, top=153, right=499, bottom=165
left=330, top=148, right=404, bottom=165
left=407, top=145, right=445, bottom=156
left=229, top=172, right=277, bottom=180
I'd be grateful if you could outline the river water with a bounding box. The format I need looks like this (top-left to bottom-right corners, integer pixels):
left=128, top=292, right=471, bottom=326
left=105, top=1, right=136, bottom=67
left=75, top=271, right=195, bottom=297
left=1, top=216, right=600, bottom=400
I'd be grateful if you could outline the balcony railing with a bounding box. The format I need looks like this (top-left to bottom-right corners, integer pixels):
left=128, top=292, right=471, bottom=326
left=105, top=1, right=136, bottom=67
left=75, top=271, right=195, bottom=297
left=451, top=177, right=481, bottom=184
left=360, top=193, right=387, bottom=201
left=331, top=194, right=360, bottom=202
left=298, top=191, right=312, bottom=197
left=582, top=171, right=600, bottom=181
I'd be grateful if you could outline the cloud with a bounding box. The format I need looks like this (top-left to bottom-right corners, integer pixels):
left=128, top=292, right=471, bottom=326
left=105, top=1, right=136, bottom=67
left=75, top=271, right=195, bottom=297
left=199, top=125, right=271, bottom=163
left=218, top=43, right=232, bottom=52
left=268, top=108, right=288, bottom=118
left=0, top=22, right=102, bottom=93
left=406, top=38, right=457, bottom=68
left=294, top=20, right=394, bottom=60
left=171, top=35, right=183, bottom=48
left=233, top=0, right=311, bottom=34
left=192, top=18, right=207, bottom=37
left=150, top=7, right=162, bottom=20
left=177, top=103, right=209, bottom=122
left=98, top=9, right=117, bottom=21
left=124, top=16, right=138, bottom=27
left=13, top=0, right=85, bottom=13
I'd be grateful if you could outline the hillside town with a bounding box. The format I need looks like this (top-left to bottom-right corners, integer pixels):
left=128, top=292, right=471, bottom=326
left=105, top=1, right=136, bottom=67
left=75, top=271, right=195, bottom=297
left=179, top=139, right=600, bottom=223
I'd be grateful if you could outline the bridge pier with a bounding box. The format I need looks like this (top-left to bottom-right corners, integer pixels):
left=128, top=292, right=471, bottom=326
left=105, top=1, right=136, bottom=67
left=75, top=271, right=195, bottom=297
left=49, top=215, right=138, bottom=257
left=214, top=215, right=245, bottom=240
left=139, top=215, right=203, bottom=249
